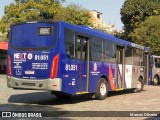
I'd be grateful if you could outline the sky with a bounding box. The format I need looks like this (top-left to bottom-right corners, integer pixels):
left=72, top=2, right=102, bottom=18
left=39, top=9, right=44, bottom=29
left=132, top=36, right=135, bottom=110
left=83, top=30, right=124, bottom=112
left=0, top=0, right=125, bottom=30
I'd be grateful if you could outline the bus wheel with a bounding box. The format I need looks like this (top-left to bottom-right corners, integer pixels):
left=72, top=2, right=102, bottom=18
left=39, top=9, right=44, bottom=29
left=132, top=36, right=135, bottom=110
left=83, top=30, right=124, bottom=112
left=134, top=77, right=143, bottom=93
left=153, top=76, right=159, bottom=85
left=95, top=78, right=108, bottom=100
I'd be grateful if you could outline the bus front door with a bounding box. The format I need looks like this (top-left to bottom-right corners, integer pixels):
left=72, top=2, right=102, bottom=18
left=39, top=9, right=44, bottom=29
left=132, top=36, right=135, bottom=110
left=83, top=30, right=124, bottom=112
left=76, top=36, right=90, bottom=93
left=116, top=46, right=125, bottom=89
left=144, top=53, right=149, bottom=85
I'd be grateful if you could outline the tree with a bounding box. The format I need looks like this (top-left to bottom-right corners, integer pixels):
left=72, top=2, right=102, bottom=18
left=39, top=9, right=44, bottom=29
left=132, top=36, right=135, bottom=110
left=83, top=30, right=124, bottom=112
left=0, top=0, right=93, bottom=40
left=17, top=0, right=66, bottom=4
left=0, top=0, right=64, bottom=39
left=53, top=3, right=93, bottom=26
left=120, top=0, right=160, bottom=40
left=131, top=16, right=160, bottom=55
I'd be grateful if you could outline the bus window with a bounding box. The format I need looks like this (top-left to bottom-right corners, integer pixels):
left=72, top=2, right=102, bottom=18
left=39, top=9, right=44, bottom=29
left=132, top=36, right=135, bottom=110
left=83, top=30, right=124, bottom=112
left=76, top=36, right=87, bottom=60
left=64, top=29, right=76, bottom=59
left=11, top=23, right=54, bottom=49
left=155, top=58, right=160, bottom=68
left=103, top=41, right=115, bottom=63
left=133, top=48, right=144, bottom=66
left=117, top=47, right=123, bottom=64
left=125, top=46, right=133, bottom=65
left=150, top=56, right=153, bottom=68
left=77, top=38, right=81, bottom=59
left=91, top=38, right=103, bottom=61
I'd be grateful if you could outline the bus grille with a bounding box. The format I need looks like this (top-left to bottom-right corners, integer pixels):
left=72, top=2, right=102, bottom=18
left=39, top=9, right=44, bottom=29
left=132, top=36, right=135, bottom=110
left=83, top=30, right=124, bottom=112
left=22, top=82, right=35, bottom=86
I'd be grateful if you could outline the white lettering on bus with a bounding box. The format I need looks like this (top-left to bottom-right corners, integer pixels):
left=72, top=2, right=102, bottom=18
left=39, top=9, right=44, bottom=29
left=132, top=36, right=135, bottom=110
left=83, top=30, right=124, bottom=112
left=65, top=64, right=78, bottom=71
left=14, top=53, right=26, bottom=59
left=14, top=53, right=27, bottom=62
left=35, top=55, right=48, bottom=60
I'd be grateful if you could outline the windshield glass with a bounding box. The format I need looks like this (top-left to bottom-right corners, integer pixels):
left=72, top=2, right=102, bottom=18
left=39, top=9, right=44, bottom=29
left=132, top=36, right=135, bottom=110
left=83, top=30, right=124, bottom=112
left=155, top=58, right=160, bottom=68
left=11, top=22, right=54, bottom=49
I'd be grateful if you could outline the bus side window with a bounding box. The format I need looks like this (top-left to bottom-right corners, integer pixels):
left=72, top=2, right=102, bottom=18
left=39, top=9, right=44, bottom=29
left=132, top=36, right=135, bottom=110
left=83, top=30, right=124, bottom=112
left=64, top=29, right=76, bottom=59
left=125, top=46, right=133, bottom=65
left=133, top=48, right=144, bottom=66
left=76, top=36, right=88, bottom=60
left=81, top=38, right=87, bottom=60
left=150, top=56, right=153, bottom=68
left=91, top=38, right=103, bottom=61
left=117, top=47, right=123, bottom=64
left=103, top=40, right=115, bottom=63
left=77, top=38, right=81, bottom=59
left=155, top=58, right=160, bottom=68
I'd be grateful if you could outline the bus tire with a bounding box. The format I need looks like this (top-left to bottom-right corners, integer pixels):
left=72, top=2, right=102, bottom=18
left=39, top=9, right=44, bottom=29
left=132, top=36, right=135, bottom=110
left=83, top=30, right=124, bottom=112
left=153, top=76, right=159, bottom=85
left=134, top=77, right=143, bottom=93
left=95, top=78, right=108, bottom=100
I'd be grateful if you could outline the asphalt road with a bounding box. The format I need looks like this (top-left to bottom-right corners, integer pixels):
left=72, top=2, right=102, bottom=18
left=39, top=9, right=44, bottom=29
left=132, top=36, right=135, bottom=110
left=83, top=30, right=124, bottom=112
left=1, top=74, right=160, bottom=120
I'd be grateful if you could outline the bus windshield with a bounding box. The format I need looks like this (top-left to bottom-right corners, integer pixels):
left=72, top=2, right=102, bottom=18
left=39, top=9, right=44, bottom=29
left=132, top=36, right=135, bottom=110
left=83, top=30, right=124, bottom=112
left=11, top=22, right=55, bottom=49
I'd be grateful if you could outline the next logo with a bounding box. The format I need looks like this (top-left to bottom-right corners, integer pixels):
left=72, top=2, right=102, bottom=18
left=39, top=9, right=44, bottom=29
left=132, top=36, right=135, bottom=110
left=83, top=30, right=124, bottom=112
left=14, top=53, right=27, bottom=61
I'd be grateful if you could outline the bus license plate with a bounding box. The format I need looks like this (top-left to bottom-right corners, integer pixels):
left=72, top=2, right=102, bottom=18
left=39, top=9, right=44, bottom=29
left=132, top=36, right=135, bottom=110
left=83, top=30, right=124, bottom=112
left=25, top=70, right=35, bottom=74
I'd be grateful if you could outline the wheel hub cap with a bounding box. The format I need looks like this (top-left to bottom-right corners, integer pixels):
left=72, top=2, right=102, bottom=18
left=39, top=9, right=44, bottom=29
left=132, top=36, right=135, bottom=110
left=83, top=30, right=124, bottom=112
left=100, top=83, right=106, bottom=96
left=137, top=81, right=141, bottom=90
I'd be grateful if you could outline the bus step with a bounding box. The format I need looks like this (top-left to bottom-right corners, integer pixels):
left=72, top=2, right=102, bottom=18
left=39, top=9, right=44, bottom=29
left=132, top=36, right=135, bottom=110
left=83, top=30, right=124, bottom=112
left=76, top=92, right=89, bottom=95
left=115, top=88, right=124, bottom=91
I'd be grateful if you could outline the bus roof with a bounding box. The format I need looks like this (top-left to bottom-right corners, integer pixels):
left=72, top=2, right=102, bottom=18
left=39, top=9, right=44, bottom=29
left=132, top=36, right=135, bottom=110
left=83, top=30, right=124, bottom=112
left=152, top=55, right=160, bottom=58
left=10, top=20, right=149, bottom=52
left=58, top=20, right=148, bottom=51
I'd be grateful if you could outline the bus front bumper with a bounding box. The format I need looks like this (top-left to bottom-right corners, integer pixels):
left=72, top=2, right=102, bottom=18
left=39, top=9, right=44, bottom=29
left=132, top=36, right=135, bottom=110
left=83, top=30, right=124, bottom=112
left=7, top=76, right=62, bottom=91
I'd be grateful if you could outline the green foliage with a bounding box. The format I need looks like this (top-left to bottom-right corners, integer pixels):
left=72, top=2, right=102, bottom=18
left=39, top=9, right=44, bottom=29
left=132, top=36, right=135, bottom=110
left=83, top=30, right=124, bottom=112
left=0, top=0, right=92, bottom=41
left=121, top=0, right=160, bottom=40
left=0, top=0, right=63, bottom=39
left=114, top=30, right=128, bottom=41
left=53, top=3, right=92, bottom=26
left=131, top=16, right=160, bottom=55
left=18, top=0, right=66, bottom=3
left=121, top=0, right=160, bottom=54
left=94, top=25, right=116, bottom=35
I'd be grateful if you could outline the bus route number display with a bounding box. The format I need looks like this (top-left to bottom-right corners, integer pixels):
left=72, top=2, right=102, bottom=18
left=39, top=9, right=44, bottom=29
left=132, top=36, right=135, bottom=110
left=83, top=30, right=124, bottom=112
left=38, top=27, right=52, bottom=35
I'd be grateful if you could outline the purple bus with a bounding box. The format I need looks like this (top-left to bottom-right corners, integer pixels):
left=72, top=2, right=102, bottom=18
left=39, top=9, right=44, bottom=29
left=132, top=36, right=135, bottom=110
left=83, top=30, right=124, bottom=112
left=7, top=21, right=150, bottom=100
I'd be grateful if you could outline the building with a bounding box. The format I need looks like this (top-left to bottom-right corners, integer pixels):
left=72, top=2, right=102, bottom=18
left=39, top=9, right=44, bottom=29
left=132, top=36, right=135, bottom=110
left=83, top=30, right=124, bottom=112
left=89, top=10, right=116, bottom=34
left=89, top=10, right=103, bottom=22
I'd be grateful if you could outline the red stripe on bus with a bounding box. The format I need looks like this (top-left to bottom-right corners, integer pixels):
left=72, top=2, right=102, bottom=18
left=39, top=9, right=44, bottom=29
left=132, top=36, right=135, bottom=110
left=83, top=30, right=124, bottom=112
left=108, top=64, right=116, bottom=91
